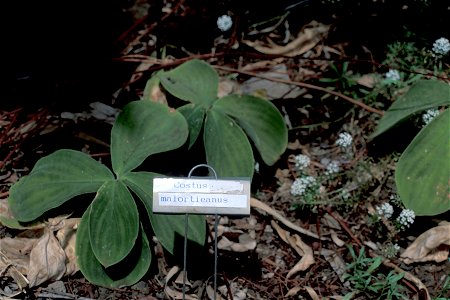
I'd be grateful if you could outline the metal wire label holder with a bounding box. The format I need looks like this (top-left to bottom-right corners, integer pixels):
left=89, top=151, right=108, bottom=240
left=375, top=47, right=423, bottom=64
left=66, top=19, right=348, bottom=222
left=152, top=164, right=251, bottom=300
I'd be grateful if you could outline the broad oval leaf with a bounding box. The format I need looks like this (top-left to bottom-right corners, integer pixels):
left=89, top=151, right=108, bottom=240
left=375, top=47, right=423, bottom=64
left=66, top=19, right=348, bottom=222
left=123, top=171, right=206, bottom=254
left=204, top=110, right=254, bottom=178
left=8, top=149, right=113, bottom=222
left=76, top=211, right=151, bottom=288
left=111, top=100, right=188, bottom=176
left=89, top=180, right=139, bottom=267
left=158, top=59, right=218, bottom=106
left=178, top=103, right=206, bottom=148
left=371, top=79, right=450, bottom=139
left=213, top=95, right=288, bottom=166
left=396, top=109, right=450, bottom=216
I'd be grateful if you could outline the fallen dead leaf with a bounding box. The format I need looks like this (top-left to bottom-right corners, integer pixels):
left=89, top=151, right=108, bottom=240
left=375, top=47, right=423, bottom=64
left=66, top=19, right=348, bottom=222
left=285, top=286, right=302, bottom=297
left=243, top=20, right=330, bottom=57
left=400, top=221, right=450, bottom=264
left=27, top=228, right=66, bottom=287
left=218, top=78, right=240, bottom=98
left=330, top=230, right=345, bottom=247
left=0, top=217, right=80, bottom=288
left=271, top=220, right=315, bottom=278
left=217, top=234, right=256, bottom=252
left=305, top=286, right=320, bottom=300
left=356, top=74, right=378, bottom=88
left=241, top=64, right=305, bottom=99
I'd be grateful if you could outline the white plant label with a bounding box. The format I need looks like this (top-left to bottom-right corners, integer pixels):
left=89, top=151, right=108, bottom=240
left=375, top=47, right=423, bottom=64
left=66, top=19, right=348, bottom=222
left=153, top=178, right=250, bottom=215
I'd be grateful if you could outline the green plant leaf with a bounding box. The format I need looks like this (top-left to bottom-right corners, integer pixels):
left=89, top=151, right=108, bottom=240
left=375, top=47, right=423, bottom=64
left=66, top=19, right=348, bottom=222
left=371, top=79, right=450, bottom=139
left=152, top=212, right=206, bottom=255
left=213, top=95, right=288, bottom=166
left=204, top=110, right=254, bottom=178
left=89, top=180, right=139, bottom=267
left=111, top=100, right=189, bottom=176
left=178, top=103, right=206, bottom=148
left=395, top=109, right=450, bottom=216
left=8, top=149, right=113, bottom=222
left=158, top=59, right=218, bottom=107
left=76, top=210, right=151, bottom=288
left=123, top=171, right=206, bottom=254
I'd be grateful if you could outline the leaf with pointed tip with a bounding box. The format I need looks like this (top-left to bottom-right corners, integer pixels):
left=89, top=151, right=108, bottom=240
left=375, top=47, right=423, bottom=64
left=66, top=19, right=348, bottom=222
left=111, top=100, right=188, bottom=176
left=371, top=80, right=450, bottom=139
left=8, top=149, right=113, bottom=222
left=158, top=59, right=218, bottom=106
left=396, top=109, right=450, bottom=216
left=123, top=171, right=206, bottom=254
left=76, top=210, right=151, bottom=288
left=204, top=110, right=254, bottom=178
left=89, top=180, right=139, bottom=267
left=213, top=95, right=288, bottom=166
left=178, top=103, right=206, bottom=148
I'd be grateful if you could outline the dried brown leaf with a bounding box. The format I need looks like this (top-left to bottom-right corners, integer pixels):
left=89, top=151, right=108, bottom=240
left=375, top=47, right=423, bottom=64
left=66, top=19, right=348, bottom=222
left=356, top=74, right=378, bottom=88
left=271, top=220, right=315, bottom=278
left=217, top=234, right=256, bottom=252
left=400, top=221, right=450, bottom=264
left=330, top=230, right=345, bottom=247
left=286, top=234, right=315, bottom=278
left=0, top=237, right=36, bottom=273
left=28, top=229, right=66, bottom=287
left=304, top=286, right=320, bottom=300
left=0, top=217, right=80, bottom=288
left=243, top=21, right=330, bottom=57
left=285, top=286, right=302, bottom=297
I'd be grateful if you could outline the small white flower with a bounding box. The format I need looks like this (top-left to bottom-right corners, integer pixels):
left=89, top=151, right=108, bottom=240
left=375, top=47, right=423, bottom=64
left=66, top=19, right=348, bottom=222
left=290, top=176, right=316, bottom=196
left=254, top=162, right=260, bottom=173
left=294, top=154, right=310, bottom=170
left=385, top=69, right=401, bottom=81
left=217, top=15, right=233, bottom=32
left=397, top=209, right=415, bottom=229
left=336, top=132, right=353, bottom=148
left=432, top=37, right=450, bottom=56
left=422, top=108, right=439, bottom=125
left=325, top=160, right=340, bottom=175
left=341, top=189, right=351, bottom=200
left=376, top=202, right=394, bottom=219
left=382, top=242, right=401, bottom=258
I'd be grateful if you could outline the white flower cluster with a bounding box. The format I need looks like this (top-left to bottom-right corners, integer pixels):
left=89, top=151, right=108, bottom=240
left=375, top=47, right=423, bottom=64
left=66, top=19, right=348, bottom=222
left=217, top=15, right=233, bottom=32
left=396, top=209, right=415, bottom=229
left=422, top=108, right=439, bottom=125
left=382, top=243, right=401, bottom=258
left=385, top=69, right=401, bottom=81
left=290, top=176, right=316, bottom=196
left=432, top=37, right=450, bottom=56
left=376, top=202, right=394, bottom=219
left=325, top=160, right=340, bottom=175
left=336, top=132, right=353, bottom=148
left=294, top=154, right=311, bottom=170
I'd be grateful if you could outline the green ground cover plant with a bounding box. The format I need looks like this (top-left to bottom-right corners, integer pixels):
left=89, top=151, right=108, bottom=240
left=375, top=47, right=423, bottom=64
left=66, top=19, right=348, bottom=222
left=371, top=79, right=450, bottom=216
left=7, top=100, right=206, bottom=288
left=343, top=246, right=408, bottom=300
left=148, top=59, right=288, bottom=179
left=5, top=59, right=290, bottom=288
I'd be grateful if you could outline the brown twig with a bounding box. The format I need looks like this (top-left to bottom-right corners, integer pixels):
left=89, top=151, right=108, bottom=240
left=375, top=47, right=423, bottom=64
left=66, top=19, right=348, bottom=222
left=214, top=65, right=385, bottom=116
left=251, top=197, right=322, bottom=239
left=324, top=207, right=363, bottom=247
